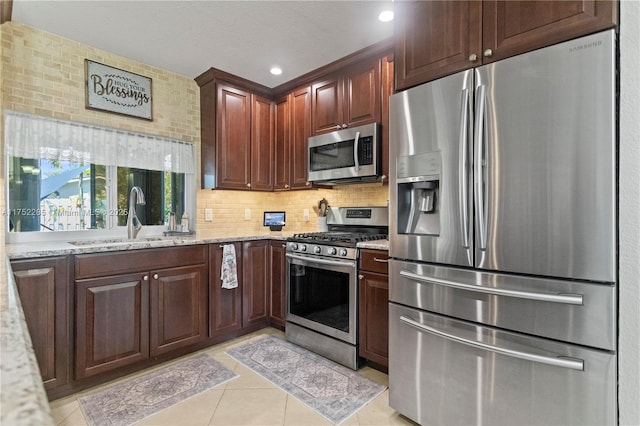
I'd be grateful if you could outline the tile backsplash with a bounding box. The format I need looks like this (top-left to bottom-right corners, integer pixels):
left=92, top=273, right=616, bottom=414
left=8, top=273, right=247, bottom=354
left=197, top=183, right=389, bottom=236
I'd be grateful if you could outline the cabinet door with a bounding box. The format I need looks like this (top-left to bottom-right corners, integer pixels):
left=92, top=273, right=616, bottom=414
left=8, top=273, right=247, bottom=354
left=269, top=241, right=287, bottom=327
left=343, top=59, right=381, bottom=129
left=290, top=86, right=312, bottom=190
left=358, top=271, right=389, bottom=368
left=12, top=257, right=69, bottom=390
left=216, top=82, right=251, bottom=190
left=482, top=0, right=617, bottom=64
left=242, top=240, right=270, bottom=329
left=251, top=94, right=274, bottom=191
left=209, top=243, right=243, bottom=338
left=311, top=76, right=343, bottom=135
left=395, top=1, right=482, bottom=90
left=273, top=95, right=290, bottom=191
left=150, top=265, right=208, bottom=356
left=75, top=273, right=149, bottom=379
left=380, top=54, right=394, bottom=183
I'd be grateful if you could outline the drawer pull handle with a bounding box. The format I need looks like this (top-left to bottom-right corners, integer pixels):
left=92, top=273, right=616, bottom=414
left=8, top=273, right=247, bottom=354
left=400, top=270, right=583, bottom=305
left=373, top=257, right=389, bottom=263
left=400, top=315, right=584, bottom=371
left=153, top=274, right=159, bottom=280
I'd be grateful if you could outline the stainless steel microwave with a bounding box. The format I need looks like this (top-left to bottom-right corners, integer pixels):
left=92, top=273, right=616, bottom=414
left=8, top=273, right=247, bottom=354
left=307, top=123, right=381, bottom=184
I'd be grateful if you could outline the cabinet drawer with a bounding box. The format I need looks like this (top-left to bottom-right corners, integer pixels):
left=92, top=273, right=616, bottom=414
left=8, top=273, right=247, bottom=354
left=75, top=245, right=207, bottom=279
left=359, top=249, right=389, bottom=274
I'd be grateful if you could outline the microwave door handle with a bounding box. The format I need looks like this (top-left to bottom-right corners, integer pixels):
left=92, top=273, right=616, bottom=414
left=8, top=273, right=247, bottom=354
left=474, top=84, right=487, bottom=251
left=353, top=131, right=361, bottom=171
left=458, top=88, right=470, bottom=248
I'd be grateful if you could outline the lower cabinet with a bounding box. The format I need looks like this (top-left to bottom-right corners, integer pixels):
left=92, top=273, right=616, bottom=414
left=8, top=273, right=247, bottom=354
left=11, top=256, right=70, bottom=391
left=209, top=242, right=243, bottom=338
left=242, top=240, right=270, bottom=329
left=74, top=246, right=208, bottom=379
left=269, top=241, right=287, bottom=328
left=358, top=249, right=390, bottom=369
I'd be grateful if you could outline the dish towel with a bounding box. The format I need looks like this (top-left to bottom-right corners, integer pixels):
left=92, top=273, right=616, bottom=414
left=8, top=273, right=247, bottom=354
left=221, top=244, right=238, bottom=289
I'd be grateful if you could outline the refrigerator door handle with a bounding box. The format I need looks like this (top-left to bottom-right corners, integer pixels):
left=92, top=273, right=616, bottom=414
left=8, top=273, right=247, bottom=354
left=399, top=315, right=585, bottom=371
left=474, top=84, right=488, bottom=250
left=353, top=131, right=361, bottom=171
left=399, top=270, right=584, bottom=305
left=458, top=88, right=470, bottom=248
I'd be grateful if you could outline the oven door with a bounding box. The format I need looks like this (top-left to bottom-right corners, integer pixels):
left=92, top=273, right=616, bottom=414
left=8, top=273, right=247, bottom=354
left=286, top=252, right=357, bottom=344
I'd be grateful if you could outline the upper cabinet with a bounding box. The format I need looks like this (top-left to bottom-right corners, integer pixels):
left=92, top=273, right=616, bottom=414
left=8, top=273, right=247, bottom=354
left=395, top=0, right=617, bottom=91
left=196, top=41, right=392, bottom=190
left=311, top=57, right=381, bottom=135
left=196, top=69, right=274, bottom=191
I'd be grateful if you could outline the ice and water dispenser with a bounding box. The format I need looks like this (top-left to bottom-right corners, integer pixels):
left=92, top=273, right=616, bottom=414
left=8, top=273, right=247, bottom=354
left=396, top=151, right=441, bottom=236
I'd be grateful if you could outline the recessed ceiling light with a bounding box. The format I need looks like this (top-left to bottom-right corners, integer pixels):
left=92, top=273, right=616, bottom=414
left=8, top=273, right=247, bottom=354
left=378, top=10, right=394, bottom=22
left=270, top=66, right=283, bottom=76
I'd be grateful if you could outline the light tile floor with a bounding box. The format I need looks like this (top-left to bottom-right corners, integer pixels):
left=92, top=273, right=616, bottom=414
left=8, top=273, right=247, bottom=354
left=50, top=328, right=417, bottom=426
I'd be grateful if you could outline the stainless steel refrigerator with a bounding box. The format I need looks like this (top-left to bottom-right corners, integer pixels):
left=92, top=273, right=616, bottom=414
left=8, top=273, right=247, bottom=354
left=388, top=30, right=617, bottom=425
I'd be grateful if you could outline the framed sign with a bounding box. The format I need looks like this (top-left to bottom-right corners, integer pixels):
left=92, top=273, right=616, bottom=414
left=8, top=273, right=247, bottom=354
left=85, top=59, right=153, bottom=120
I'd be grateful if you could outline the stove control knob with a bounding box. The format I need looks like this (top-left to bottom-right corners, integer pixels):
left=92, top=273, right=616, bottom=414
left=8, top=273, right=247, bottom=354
left=300, top=244, right=307, bottom=252
left=314, top=246, right=321, bottom=254
left=328, top=247, right=337, bottom=255
left=291, top=243, right=298, bottom=250
left=339, top=249, right=348, bottom=257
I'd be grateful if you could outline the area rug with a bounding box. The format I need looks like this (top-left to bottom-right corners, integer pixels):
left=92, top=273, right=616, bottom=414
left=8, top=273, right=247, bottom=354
left=78, top=353, right=237, bottom=426
left=225, top=335, right=386, bottom=425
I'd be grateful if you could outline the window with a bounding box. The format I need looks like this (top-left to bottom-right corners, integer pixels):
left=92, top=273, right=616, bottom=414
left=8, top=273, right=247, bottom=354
left=7, top=157, right=186, bottom=233
left=4, top=111, right=195, bottom=241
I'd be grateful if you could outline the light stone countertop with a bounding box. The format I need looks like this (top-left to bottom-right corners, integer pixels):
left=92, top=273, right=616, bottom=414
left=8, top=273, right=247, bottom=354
left=357, top=239, right=389, bottom=251
left=1, top=232, right=387, bottom=425
left=1, top=232, right=290, bottom=425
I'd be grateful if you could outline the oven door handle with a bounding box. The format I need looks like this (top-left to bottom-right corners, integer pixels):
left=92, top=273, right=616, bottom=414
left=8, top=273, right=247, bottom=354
left=286, top=253, right=356, bottom=268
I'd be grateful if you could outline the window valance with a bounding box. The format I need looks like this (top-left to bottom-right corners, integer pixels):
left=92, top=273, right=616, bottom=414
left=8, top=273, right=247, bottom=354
left=4, top=110, right=195, bottom=174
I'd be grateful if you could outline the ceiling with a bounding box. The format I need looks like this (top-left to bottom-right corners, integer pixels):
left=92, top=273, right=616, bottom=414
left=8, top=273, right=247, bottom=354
left=10, top=0, right=395, bottom=87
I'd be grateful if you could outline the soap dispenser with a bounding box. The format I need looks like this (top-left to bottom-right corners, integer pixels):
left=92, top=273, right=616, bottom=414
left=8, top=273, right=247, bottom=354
left=181, top=212, right=189, bottom=232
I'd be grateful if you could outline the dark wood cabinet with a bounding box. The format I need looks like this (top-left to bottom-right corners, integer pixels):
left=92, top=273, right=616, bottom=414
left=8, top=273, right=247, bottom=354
left=311, top=58, right=381, bottom=135
left=269, top=241, right=287, bottom=328
left=196, top=69, right=274, bottom=190
left=395, top=0, right=617, bottom=90
left=216, top=82, right=252, bottom=189
left=209, top=242, right=243, bottom=339
left=380, top=54, right=394, bottom=183
left=242, top=240, right=270, bottom=329
left=75, top=272, right=150, bottom=379
left=74, top=246, right=208, bottom=378
left=358, top=249, right=389, bottom=370
left=150, top=265, right=208, bottom=356
left=482, top=0, right=617, bottom=64
left=395, top=0, right=482, bottom=91
left=251, top=94, right=274, bottom=190
left=11, top=256, right=70, bottom=390
left=273, top=95, right=290, bottom=191
left=290, top=86, right=312, bottom=190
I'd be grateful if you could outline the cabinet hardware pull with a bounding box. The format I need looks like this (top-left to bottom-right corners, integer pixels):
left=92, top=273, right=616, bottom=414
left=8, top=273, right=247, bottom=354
left=342, top=124, right=347, bottom=129
left=335, top=125, right=342, bottom=130
left=306, top=182, right=311, bottom=186
left=483, top=49, right=493, bottom=57
left=246, top=183, right=251, bottom=188
left=399, top=316, right=584, bottom=371
left=373, top=258, right=389, bottom=263
left=143, top=275, right=149, bottom=281
left=284, top=184, right=289, bottom=189
left=359, top=274, right=364, bottom=280
left=469, top=53, right=478, bottom=62
left=153, top=274, right=159, bottom=279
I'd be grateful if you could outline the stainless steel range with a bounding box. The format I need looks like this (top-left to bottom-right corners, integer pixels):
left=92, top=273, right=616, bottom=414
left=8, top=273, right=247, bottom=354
left=286, top=206, right=388, bottom=369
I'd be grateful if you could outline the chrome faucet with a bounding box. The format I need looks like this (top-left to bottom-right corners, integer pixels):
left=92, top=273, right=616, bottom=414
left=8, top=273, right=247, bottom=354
left=126, top=186, right=146, bottom=239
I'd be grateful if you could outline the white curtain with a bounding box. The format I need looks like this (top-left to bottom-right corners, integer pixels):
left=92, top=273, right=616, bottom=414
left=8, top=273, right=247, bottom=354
left=4, top=110, right=195, bottom=174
